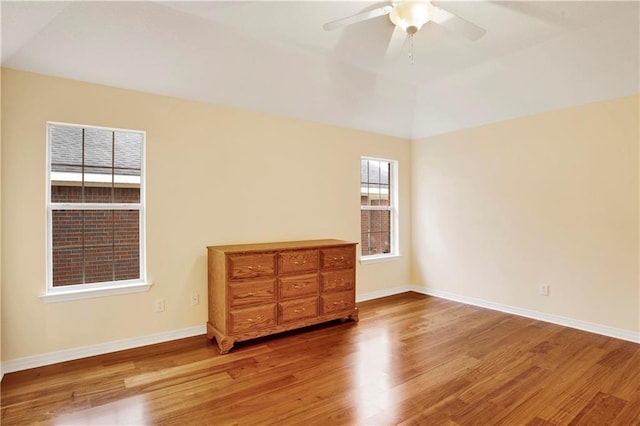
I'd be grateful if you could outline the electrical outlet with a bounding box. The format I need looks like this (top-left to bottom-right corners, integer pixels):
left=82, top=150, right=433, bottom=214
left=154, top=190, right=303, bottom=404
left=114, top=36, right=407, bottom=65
left=539, top=284, right=550, bottom=296
left=154, top=298, right=165, bottom=312
left=190, top=293, right=199, bottom=306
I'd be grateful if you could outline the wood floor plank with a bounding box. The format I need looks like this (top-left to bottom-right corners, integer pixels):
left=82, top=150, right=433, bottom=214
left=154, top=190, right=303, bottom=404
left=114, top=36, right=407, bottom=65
left=2, top=292, right=639, bottom=425
left=613, top=390, right=640, bottom=424
left=568, top=392, right=627, bottom=425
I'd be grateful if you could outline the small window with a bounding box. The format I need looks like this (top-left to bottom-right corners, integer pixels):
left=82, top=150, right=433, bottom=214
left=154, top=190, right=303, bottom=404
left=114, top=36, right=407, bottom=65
left=360, top=157, right=398, bottom=259
left=46, top=122, right=147, bottom=297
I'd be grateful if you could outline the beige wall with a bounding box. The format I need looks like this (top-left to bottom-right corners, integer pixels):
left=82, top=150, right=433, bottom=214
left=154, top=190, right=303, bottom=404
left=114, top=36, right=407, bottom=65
left=3, top=66, right=636, bottom=365
left=0, top=69, right=412, bottom=362
left=0, top=69, right=3, bottom=372
left=412, top=95, right=640, bottom=333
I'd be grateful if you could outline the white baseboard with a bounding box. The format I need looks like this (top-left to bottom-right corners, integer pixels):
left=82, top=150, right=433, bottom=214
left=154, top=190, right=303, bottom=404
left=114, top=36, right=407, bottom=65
left=412, top=286, right=640, bottom=344
left=3, top=286, right=637, bottom=377
left=1, top=325, right=206, bottom=375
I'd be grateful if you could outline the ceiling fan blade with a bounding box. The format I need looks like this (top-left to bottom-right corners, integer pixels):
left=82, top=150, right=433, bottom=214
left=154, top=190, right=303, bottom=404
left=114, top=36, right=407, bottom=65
left=385, top=26, right=407, bottom=61
left=432, top=6, right=486, bottom=41
left=323, top=5, right=393, bottom=31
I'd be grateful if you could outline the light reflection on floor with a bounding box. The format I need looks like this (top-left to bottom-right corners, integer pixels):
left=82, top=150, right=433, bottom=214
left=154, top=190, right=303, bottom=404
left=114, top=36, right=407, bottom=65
left=354, top=328, right=395, bottom=422
left=53, top=395, right=149, bottom=426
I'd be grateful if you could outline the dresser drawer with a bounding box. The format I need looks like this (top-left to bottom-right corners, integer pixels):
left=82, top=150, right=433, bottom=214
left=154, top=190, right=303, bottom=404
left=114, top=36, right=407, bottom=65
left=228, top=252, right=276, bottom=280
left=320, top=247, right=355, bottom=270
left=278, top=297, right=318, bottom=324
left=278, top=249, right=318, bottom=275
left=279, top=273, right=318, bottom=300
left=229, top=279, right=275, bottom=307
left=321, top=291, right=355, bottom=315
left=229, top=304, right=276, bottom=334
left=321, top=270, right=354, bottom=293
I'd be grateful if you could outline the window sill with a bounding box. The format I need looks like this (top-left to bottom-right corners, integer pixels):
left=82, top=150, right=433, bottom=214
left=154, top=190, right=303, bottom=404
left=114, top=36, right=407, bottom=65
left=40, top=282, right=153, bottom=303
left=360, top=254, right=401, bottom=265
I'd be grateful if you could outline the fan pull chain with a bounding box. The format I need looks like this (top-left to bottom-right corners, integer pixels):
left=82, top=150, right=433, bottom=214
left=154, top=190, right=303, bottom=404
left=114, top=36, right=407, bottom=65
left=408, top=33, right=415, bottom=65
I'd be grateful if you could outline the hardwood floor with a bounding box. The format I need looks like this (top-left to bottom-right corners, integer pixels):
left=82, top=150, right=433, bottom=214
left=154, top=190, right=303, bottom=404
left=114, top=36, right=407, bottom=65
left=2, top=292, right=639, bottom=425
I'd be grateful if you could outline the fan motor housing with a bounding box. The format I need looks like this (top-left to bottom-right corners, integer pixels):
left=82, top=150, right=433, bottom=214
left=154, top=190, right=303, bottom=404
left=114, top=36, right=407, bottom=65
left=389, top=1, right=435, bottom=34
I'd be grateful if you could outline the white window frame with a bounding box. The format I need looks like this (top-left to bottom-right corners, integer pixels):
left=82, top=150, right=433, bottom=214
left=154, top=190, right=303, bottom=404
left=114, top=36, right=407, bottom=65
left=360, top=156, right=400, bottom=263
left=41, top=122, right=151, bottom=303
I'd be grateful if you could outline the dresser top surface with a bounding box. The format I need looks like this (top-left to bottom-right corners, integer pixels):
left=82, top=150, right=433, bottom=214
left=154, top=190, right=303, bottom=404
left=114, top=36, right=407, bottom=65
left=207, top=239, right=357, bottom=253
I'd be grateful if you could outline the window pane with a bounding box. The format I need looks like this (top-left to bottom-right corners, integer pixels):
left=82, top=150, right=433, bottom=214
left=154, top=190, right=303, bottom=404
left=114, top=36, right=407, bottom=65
left=52, top=210, right=83, bottom=286
left=83, top=128, right=114, bottom=202
left=51, top=126, right=83, bottom=201
left=52, top=210, right=83, bottom=249
left=114, top=209, right=139, bottom=281
left=361, top=210, right=370, bottom=233
left=83, top=186, right=113, bottom=203
left=50, top=125, right=143, bottom=204
left=361, top=233, right=371, bottom=256
left=377, top=184, right=390, bottom=205
left=365, top=231, right=391, bottom=256
left=84, top=210, right=114, bottom=248
left=381, top=210, right=391, bottom=235
left=52, top=248, right=84, bottom=287
left=51, top=208, right=141, bottom=285
left=51, top=185, right=82, bottom=203
left=114, top=131, right=141, bottom=175
left=84, top=128, right=113, bottom=169
left=361, top=160, right=391, bottom=207
left=84, top=246, right=114, bottom=284
left=114, top=187, right=140, bottom=203
left=115, top=245, right=140, bottom=280
left=370, top=210, right=383, bottom=232
left=114, top=132, right=142, bottom=203
left=360, top=191, right=369, bottom=206
left=360, top=209, right=392, bottom=256
left=51, top=125, right=83, bottom=170
left=368, top=160, right=380, bottom=184
left=380, top=231, right=391, bottom=254
left=114, top=210, right=139, bottom=246
left=369, top=184, right=382, bottom=204
left=380, top=162, right=390, bottom=185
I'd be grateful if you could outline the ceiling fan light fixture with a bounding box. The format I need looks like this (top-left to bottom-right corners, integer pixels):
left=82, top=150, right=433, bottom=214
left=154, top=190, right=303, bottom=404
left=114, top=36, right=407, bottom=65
left=389, top=1, right=435, bottom=34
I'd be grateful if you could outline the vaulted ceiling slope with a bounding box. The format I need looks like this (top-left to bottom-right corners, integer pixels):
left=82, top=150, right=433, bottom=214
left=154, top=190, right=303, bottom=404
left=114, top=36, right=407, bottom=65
left=2, top=1, right=638, bottom=139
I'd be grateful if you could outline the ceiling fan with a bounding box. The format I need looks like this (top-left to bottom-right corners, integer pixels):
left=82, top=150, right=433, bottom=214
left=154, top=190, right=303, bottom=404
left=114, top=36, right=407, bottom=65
left=323, top=0, right=486, bottom=63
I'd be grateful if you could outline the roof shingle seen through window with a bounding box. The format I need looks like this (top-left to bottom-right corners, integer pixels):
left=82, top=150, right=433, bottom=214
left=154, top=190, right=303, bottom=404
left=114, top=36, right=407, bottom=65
left=50, top=125, right=142, bottom=176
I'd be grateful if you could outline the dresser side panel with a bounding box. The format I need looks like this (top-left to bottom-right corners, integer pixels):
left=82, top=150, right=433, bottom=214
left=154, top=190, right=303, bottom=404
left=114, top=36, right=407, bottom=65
left=208, top=248, right=229, bottom=334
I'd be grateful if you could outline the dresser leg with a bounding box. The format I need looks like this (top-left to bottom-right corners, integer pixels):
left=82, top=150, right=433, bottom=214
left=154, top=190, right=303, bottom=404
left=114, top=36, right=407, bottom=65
left=208, top=322, right=235, bottom=354
left=349, top=308, right=359, bottom=323
left=215, top=336, right=235, bottom=355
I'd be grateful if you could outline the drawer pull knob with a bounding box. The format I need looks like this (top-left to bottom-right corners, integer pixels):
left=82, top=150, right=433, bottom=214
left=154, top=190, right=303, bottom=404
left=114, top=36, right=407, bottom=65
left=332, top=301, right=346, bottom=306
left=292, top=283, right=305, bottom=289
left=246, top=292, right=254, bottom=297
left=333, top=256, right=345, bottom=261
left=293, top=260, right=307, bottom=265
left=293, top=308, right=306, bottom=313
left=247, top=316, right=263, bottom=323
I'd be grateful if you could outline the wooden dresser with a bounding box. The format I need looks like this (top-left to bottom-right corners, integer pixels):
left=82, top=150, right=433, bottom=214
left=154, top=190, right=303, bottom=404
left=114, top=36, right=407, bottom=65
left=207, top=239, right=358, bottom=354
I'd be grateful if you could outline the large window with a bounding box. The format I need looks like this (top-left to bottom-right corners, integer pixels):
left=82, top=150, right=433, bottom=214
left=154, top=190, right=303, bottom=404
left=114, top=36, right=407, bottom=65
left=360, top=157, right=398, bottom=259
left=46, top=122, right=147, bottom=300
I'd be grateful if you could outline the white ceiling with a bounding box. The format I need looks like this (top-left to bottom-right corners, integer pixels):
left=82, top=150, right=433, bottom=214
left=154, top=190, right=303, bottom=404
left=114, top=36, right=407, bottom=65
left=2, top=1, right=639, bottom=139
